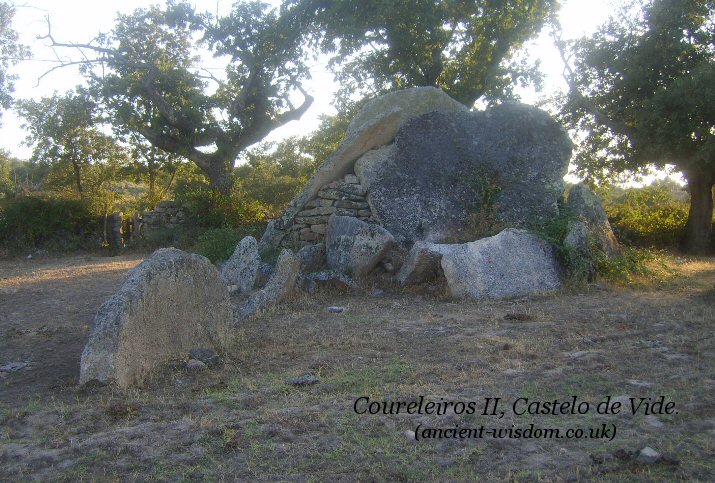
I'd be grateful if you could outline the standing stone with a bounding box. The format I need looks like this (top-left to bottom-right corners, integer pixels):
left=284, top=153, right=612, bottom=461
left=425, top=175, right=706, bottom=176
left=259, top=87, right=470, bottom=255
left=325, top=215, right=396, bottom=276
left=566, top=183, right=621, bottom=257
left=79, top=248, right=231, bottom=388
left=362, top=103, right=573, bottom=243
left=220, top=236, right=260, bottom=293
left=439, top=229, right=562, bottom=299
left=239, top=249, right=300, bottom=319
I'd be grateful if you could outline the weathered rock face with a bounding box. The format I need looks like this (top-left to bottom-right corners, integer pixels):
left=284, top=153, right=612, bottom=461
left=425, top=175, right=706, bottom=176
left=439, top=229, right=562, bottom=299
left=259, top=87, right=470, bottom=254
left=79, top=248, right=231, bottom=388
left=398, top=229, right=562, bottom=299
left=325, top=215, right=396, bottom=276
left=238, top=249, right=300, bottom=319
left=566, top=183, right=620, bottom=257
left=220, top=236, right=259, bottom=293
left=361, top=103, right=573, bottom=243
left=346, top=86, right=468, bottom=138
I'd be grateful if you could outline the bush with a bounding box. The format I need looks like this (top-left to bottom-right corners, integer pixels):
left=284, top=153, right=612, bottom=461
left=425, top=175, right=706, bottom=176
left=598, top=184, right=691, bottom=247
left=192, top=224, right=266, bottom=263
left=0, top=193, right=102, bottom=253
left=174, top=180, right=269, bottom=228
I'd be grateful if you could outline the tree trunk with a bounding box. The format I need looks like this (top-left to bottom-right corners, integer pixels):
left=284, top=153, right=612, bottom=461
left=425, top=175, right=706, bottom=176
left=72, top=160, right=83, bottom=196
left=204, top=161, right=232, bottom=196
left=683, top=172, right=714, bottom=254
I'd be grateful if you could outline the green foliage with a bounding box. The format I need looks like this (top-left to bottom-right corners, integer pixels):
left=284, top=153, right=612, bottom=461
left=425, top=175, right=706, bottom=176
left=0, top=193, right=101, bottom=253
left=17, top=89, right=128, bottom=197
left=0, top=3, right=30, bottom=120
left=593, top=246, right=672, bottom=286
left=57, top=1, right=313, bottom=193
left=598, top=183, right=692, bottom=247
left=290, top=0, right=557, bottom=106
left=174, top=178, right=269, bottom=228
left=237, top=137, right=316, bottom=217
left=532, top=206, right=594, bottom=283
left=192, top=224, right=266, bottom=263
left=453, top=168, right=504, bottom=242
left=558, top=0, right=715, bottom=252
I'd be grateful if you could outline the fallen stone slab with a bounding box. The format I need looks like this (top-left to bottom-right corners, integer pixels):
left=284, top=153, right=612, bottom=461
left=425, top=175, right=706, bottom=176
left=439, top=229, right=563, bottom=300
left=79, top=248, right=232, bottom=388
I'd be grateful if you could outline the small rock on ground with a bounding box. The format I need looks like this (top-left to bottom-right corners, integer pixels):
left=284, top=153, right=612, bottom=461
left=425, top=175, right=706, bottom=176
left=286, top=375, right=320, bottom=386
left=189, top=348, right=221, bottom=367
left=186, top=359, right=207, bottom=371
left=327, top=306, right=345, bottom=313
left=637, top=446, right=661, bottom=464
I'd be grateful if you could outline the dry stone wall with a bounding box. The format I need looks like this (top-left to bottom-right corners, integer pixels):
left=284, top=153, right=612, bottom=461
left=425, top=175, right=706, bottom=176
left=142, top=201, right=188, bottom=237
left=281, top=173, right=376, bottom=248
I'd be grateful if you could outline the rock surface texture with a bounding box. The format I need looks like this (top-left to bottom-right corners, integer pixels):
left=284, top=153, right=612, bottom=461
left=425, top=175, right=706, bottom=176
left=238, top=249, right=300, bottom=319
left=325, top=215, right=396, bottom=276
left=439, top=229, right=562, bottom=299
left=220, top=236, right=260, bottom=293
left=363, top=103, right=573, bottom=243
left=566, top=183, right=621, bottom=257
left=259, top=87, right=470, bottom=254
left=398, top=229, right=562, bottom=299
left=79, top=248, right=231, bottom=388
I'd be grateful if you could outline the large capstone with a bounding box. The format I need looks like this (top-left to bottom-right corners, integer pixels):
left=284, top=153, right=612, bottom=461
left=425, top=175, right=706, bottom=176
left=259, top=87, right=469, bottom=254
left=346, top=86, right=468, bottom=138
left=79, top=248, right=231, bottom=388
left=361, top=103, right=573, bottom=243
left=325, top=215, right=395, bottom=276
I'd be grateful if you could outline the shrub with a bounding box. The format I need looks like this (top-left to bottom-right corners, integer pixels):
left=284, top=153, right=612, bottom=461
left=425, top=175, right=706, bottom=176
left=192, top=224, right=266, bottom=263
left=174, top=180, right=269, bottom=228
left=0, top=193, right=102, bottom=253
left=598, top=184, right=691, bottom=247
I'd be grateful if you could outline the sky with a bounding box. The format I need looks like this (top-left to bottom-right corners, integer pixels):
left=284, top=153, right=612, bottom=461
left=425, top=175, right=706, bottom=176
left=1, top=0, right=618, bottom=164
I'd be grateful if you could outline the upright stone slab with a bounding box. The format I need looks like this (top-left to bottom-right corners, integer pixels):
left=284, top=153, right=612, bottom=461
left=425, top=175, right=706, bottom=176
left=79, top=248, right=231, bottom=388
left=258, top=87, right=470, bottom=255
left=239, top=249, right=300, bottom=319
left=363, top=103, right=573, bottom=242
left=220, top=236, right=260, bottom=293
left=439, top=229, right=562, bottom=299
left=325, top=215, right=395, bottom=276
left=566, top=183, right=621, bottom=257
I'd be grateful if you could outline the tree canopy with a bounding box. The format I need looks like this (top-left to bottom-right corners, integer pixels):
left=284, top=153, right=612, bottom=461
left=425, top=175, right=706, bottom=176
left=559, top=0, right=715, bottom=253
left=18, top=89, right=127, bottom=197
left=45, top=1, right=313, bottom=193
left=0, top=2, right=30, bottom=122
left=289, top=0, right=557, bottom=106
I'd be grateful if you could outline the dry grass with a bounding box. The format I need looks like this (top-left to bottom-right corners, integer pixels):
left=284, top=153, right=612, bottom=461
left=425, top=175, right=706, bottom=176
left=1, top=252, right=714, bottom=481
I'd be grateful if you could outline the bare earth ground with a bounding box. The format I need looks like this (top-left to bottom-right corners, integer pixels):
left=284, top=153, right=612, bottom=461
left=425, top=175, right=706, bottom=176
left=1, top=252, right=714, bottom=481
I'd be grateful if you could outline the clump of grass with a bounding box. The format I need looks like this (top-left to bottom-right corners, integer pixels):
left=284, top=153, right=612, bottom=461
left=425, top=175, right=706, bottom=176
left=594, top=247, right=676, bottom=286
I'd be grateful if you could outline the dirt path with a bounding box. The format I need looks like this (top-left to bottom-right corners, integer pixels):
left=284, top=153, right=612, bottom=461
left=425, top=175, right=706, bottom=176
left=0, top=254, right=144, bottom=402
left=1, top=253, right=714, bottom=481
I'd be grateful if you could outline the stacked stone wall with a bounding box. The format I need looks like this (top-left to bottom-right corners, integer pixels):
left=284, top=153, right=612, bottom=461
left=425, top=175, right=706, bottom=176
left=281, top=173, right=375, bottom=248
